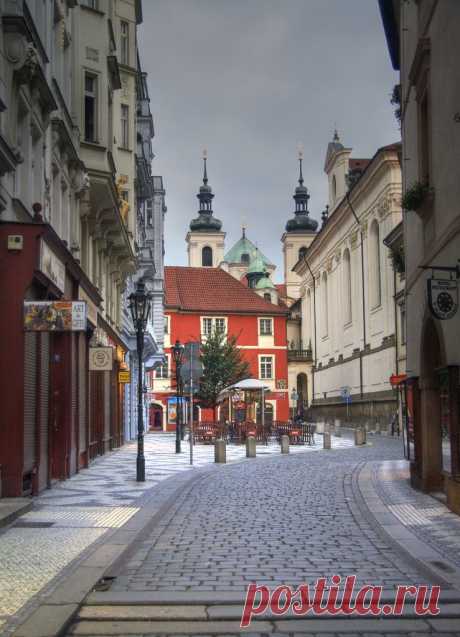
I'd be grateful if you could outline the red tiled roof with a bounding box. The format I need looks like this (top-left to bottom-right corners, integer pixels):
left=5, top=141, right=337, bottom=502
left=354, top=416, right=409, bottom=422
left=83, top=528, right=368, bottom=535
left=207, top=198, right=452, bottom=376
left=165, top=267, right=287, bottom=315
left=275, top=284, right=287, bottom=298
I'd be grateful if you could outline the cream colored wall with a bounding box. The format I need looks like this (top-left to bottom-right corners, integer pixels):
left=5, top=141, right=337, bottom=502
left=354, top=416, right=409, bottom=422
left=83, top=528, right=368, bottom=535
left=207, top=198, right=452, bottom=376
left=327, top=149, right=352, bottom=212
left=400, top=1, right=460, bottom=376
left=282, top=232, right=315, bottom=299
left=186, top=231, right=226, bottom=267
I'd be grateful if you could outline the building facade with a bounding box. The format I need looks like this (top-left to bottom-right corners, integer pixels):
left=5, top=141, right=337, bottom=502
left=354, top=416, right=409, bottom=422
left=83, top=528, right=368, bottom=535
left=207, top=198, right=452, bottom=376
left=380, top=0, right=460, bottom=513
left=293, top=137, right=404, bottom=425
left=0, top=0, right=162, bottom=497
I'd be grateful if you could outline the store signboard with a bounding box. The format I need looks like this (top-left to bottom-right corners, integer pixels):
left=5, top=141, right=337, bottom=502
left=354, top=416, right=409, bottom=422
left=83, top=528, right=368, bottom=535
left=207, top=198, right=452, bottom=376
left=39, top=240, right=65, bottom=293
left=118, top=370, right=131, bottom=383
left=89, top=347, right=113, bottom=371
left=24, top=301, right=87, bottom=331
left=78, top=287, right=98, bottom=326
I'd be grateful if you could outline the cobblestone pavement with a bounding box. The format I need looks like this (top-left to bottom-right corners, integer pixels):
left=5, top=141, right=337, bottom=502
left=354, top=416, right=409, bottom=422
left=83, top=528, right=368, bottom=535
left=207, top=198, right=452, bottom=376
left=0, top=431, right=347, bottom=633
left=110, top=436, right=429, bottom=595
left=374, top=459, right=460, bottom=569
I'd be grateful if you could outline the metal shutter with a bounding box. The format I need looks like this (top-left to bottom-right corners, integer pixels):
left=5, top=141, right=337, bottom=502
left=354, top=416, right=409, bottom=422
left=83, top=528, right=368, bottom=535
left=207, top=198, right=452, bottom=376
left=69, top=334, right=77, bottom=476
left=38, top=332, right=50, bottom=492
left=23, top=332, right=37, bottom=475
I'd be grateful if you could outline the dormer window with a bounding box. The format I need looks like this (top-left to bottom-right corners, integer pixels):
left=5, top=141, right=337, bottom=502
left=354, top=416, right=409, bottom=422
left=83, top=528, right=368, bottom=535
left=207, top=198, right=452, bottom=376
left=241, top=253, right=250, bottom=264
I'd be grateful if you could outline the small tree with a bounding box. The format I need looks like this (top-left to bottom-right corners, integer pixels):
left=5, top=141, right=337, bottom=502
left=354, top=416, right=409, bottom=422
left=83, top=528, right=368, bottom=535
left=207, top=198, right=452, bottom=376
left=197, top=326, right=250, bottom=420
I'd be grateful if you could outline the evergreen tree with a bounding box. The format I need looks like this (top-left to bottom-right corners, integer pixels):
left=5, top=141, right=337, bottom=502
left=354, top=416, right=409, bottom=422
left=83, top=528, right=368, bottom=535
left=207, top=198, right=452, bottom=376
left=197, top=326, right=250, bottom=420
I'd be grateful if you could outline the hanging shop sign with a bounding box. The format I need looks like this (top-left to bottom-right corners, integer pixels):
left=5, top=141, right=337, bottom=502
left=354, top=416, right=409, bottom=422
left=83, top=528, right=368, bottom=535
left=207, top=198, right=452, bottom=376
left=89, top=347, right=113, bottom=371
left=24, top=301, right=87, bottom=331
left=118, top=370, right=131, bottom=383
left=39, top=240, right=65, bottom=293
left=427, top=278, right=458, bottom=320
left=78, top=287, right=98, bottom=326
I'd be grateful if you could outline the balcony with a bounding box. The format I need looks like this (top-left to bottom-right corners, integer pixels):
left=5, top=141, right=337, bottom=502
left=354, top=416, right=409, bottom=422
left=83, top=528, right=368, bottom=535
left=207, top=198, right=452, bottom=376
left=287, top=348, right=313, bottom=362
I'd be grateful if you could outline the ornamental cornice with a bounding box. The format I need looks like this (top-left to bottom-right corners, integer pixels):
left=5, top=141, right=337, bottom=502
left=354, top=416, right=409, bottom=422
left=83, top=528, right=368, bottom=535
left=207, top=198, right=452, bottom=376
left=350, top=231, right=359, bottom=249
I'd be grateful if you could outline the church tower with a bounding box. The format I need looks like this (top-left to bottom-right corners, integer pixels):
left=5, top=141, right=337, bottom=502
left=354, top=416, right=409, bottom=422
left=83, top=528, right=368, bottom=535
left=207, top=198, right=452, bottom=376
left=186, top=150, right=225, bottom=267
left=281, top=149, right=318, bottom=299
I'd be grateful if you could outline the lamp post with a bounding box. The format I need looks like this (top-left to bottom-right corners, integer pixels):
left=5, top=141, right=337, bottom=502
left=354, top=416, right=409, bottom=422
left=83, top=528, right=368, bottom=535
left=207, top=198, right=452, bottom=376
left=290, top=388, right=298, bottom=421
left=172, top=340, right=184, bottom=453
left=128, top=280, right=152, bottom=482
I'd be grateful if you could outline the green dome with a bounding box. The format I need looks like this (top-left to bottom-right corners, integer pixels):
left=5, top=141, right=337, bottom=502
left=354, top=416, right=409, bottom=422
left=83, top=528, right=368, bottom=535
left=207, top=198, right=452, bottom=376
left=247, top=251, right=266, bottom=275
left=255, top=273, right=275, bottom=290
left=224, top=233, right=274, bottom=268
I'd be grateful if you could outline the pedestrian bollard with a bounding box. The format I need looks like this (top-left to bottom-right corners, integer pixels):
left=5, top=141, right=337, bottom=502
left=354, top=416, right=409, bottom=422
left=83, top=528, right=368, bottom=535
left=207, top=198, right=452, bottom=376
left=354, top=427, right=366, bottom=446
left=246, top=436, right=256, bottom=458
left=316, top=421, right=324, bottom=434
left=334, top=418, right=341, bottom=437
left=374, top=421, right=381, bottom=435
left=281, top=434, right=290, bottom=454
left=214, top=439, right=226, bottom=464
left=323, top=431, right=331, bottom=449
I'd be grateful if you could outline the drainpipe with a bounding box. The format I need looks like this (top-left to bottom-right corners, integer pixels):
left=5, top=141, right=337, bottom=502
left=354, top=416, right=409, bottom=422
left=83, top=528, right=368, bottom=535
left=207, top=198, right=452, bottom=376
left=303, top=257, right=317, bottom=406
left=346, top=191, right=366, bottom=399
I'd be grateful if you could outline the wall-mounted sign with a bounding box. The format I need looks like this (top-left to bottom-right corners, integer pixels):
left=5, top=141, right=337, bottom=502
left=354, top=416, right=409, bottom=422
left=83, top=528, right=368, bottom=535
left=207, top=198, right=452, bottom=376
left=39, top=240, right=65, bottom=293
left=427, top=278, right=458, bottom=320
left=89, top=347, right=113, bottom=371
left=276, top=379, right=288, bottom=390
left=24, top=301, right=87, bottom=331
left=118, top=370, right=131, bottom=383
left=78, top=287, right=98, bottom=326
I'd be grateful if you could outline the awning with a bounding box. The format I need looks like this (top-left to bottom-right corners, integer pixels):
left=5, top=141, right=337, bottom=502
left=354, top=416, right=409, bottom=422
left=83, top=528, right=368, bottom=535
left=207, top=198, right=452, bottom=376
left=218, top=378, right=269, bottom=401
left=390, top=373, right=407, bottom=388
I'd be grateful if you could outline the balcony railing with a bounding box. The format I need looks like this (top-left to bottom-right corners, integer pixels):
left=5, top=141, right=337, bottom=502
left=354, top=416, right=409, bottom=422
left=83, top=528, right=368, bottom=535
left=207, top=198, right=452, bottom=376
left=287, top=348, right=313, bottom=362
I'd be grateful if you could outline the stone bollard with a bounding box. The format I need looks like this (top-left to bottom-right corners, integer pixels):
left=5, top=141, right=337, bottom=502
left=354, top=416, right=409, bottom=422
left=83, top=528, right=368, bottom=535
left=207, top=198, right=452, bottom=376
left=374, top=421, right=381, bottom=435
left=316, top=421, right=324, bottom=435
left=214, top=439, right=226, bottom=464
left=323, top=431, right=331, bottom=449
left=246, top=436, right=256, bottom=458
left=354, top=427, right=366, bottom=446
left=334, top=418, right=341, bottom=437
left=281, top=434, right=290, bottom=454
left=387, top=422, right=393, bottom=437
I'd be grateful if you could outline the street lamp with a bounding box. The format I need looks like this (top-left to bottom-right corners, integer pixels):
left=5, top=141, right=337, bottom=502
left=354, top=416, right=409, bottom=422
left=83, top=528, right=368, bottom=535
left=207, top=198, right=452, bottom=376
left=172, top=339, right=184, bottom=453
left=128, top=280, right=152, bottom=482
left=290, top=388, right=299, bottom=421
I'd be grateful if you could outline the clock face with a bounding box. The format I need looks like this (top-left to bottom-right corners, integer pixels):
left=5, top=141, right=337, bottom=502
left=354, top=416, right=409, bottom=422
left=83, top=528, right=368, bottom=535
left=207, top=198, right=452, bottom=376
left=437, top=292, right=454, bottom=314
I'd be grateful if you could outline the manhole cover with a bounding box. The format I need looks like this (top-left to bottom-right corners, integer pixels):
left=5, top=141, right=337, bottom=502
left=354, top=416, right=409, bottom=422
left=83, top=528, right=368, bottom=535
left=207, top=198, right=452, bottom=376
left=429, top=560, right=456, bottom=573
left=13, top=520, right=55, bottom=528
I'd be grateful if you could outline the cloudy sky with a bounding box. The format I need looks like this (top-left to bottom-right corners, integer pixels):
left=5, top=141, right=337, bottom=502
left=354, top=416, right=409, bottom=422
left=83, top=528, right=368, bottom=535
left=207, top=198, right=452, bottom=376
left=138, top=0, right=398, bottom=281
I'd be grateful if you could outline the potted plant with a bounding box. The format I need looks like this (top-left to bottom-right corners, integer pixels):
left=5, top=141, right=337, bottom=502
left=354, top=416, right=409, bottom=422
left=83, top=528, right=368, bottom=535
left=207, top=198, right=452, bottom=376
left=401, top=181, right=434, bottom=213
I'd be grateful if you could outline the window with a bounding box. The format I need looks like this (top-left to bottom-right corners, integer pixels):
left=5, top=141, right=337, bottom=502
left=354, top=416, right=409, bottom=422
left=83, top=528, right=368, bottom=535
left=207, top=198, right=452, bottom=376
left=322, top=271, right=328, bottom=337
left=121, top=104, right=129, bottom=148
left=202, top=246, right=213, bottom=267
left=84, top=73, right=97, bottom=142
left=332, top=174, right=337, bottom=201
left=399, top=304, right=406, bottom=345
left=82, top=0, right=97, bottom=8
left=298, top=246, right=307, bottom=261
left=260, top=356, right=274, bottom=380
left=164, top=316, right=169, bottom=334
left=120, top=21, right=129, bottom=65
left=259, top=318, right=273, bottom=335
left=369, top=220, right=382, bottom=309
left=419, top=91, right=431, bottom=185
left=156, top=358, right=169, bottom=379
left=241, top=253, right=250, bottom=264
left=343, top=248, right=352, bottom=324
left=264, top=293, right=271, bottom=303
left=202, top=317, right=226, bottom=336
left=146, top=200, right=153, bottom=227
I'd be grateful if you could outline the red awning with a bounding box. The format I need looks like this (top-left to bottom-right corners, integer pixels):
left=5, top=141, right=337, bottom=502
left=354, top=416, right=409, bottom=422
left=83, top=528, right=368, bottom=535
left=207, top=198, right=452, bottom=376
left=390, top=373, right=407, bottom=387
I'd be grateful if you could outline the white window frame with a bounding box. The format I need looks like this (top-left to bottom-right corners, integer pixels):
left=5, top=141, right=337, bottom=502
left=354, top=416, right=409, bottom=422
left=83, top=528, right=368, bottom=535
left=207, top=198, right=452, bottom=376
left=84, top=71, right=98, bottom=143
left=120, top=20, right=129, bottom=65
left=164, top=315, right=170, bottom=334
left=201, top=316, right=227, bottom=337
left=259, top=317, right=273, bottom=336
left=121, top=104, right=129, bottom=149
left=155, top=354, right=170, bottom=379
left=259, top=355, right=274, bottom=380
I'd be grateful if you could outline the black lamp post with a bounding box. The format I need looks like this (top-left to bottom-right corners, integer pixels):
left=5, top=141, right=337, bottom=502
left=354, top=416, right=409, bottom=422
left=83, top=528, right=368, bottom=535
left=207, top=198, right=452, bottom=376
left=128, top=280, right=152, bottom=482
left=172, top=339, right=184, bottom=453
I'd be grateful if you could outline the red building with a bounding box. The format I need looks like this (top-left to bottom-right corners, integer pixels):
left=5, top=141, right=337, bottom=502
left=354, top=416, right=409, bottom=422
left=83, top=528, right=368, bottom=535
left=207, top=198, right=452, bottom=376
left=148, top=266, right=289, bottom=429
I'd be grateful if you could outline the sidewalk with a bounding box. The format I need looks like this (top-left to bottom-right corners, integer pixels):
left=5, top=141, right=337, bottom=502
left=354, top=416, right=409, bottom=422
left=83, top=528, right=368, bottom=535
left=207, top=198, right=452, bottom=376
left=0, top=431, right=349, bottom=636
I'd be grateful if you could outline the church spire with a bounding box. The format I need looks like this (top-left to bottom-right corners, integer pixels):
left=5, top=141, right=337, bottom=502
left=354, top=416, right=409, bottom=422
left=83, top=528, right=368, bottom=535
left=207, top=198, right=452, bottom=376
left=190, top=149, right=223, bottom=232
left=285, top=146, right=318, bottom=234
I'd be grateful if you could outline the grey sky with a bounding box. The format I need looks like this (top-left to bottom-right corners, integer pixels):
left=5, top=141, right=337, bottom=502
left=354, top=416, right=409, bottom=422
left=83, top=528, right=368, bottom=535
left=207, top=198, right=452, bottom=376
left=138, top=0, right=398, bottom=282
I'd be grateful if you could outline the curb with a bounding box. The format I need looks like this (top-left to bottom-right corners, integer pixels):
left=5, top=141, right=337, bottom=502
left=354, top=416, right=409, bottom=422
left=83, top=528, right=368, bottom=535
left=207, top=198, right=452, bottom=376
left=356, top=461, right=460, bottom=592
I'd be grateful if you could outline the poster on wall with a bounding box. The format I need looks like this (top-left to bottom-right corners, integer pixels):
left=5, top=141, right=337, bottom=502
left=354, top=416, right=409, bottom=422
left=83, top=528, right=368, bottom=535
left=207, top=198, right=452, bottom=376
left=24, top=301, right=87, bottom=332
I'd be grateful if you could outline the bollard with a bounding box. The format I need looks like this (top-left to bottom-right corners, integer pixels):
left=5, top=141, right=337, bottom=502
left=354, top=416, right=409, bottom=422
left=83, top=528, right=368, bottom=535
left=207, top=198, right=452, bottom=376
left=246, top=436, right=256, bottom=458
left=214, top=439, right=226, bottom=464
left=323, top=431, right=331, bottom=449
left=374, top=421, right=381, bottom=435
left=316, top=421, right=324, bottom=434
left=334, top=418, right=341, bottom=437
left=354, top=427, right=366, bottom=446
left=281, top=434, right=290, bottom=454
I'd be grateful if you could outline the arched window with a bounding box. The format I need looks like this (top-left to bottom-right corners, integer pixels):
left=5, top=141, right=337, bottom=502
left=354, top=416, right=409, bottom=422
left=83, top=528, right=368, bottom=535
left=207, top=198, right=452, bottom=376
left=298, top=246, right=307, bottom=261
left=322, top=272, right=328, bottom=337
left=332, top=175, right=337, bottom=202
left=202, top=246, right=213, bottom=267
left=369, top=221, right=381, bottom=308
left=241, top=253, right=250, bottom=264
left=264, top=292, right=271, bottom=303
left=343, top=248, right=352, bottom=324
